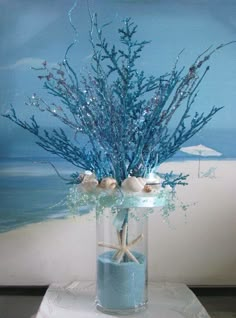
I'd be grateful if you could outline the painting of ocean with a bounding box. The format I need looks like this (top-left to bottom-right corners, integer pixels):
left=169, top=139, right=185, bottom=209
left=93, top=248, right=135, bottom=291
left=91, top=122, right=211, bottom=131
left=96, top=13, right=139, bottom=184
left=0, top=158, right=74, bottom=233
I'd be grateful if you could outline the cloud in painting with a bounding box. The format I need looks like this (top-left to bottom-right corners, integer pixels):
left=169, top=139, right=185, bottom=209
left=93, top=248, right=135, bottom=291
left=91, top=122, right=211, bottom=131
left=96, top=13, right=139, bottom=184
left=0, top=57, right=57, bottom=71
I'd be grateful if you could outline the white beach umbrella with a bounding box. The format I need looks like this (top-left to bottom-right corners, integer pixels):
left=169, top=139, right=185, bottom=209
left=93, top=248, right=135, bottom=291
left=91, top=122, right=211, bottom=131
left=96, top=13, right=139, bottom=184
left=180, top=144, right=222, bottom=177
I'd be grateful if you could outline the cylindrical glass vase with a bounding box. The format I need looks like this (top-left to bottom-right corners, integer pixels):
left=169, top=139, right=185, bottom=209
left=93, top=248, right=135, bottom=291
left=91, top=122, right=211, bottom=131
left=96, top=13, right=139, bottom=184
left=96, top=207, right=148, bottom=315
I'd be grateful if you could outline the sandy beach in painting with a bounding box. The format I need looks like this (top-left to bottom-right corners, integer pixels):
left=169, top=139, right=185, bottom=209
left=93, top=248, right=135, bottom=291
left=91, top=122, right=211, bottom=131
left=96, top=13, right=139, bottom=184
left=0, top=159, right=235, bottom=285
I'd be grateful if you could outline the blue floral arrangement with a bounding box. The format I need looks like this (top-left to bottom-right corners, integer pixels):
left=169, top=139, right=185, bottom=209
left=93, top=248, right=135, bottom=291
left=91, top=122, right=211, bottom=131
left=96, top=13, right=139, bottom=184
left=3, top=7, right=234, bottom=217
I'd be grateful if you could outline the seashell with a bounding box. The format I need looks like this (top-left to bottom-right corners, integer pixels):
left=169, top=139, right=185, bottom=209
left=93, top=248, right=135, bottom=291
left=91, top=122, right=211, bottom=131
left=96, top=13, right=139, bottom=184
left=146, top=175, right=163, bottom=192
left=80, top=173, right=98, bottom=191
left=137, top=177, right=146, bottom=187
left=99, top=177, right=117, bottom=190
left=146, top=174, right=162, bottom=185
left=121, top=176, right=145, bottom=192
left=143, top=184, right=152, bottom=193
left=82, top=173, right=96, bottom=182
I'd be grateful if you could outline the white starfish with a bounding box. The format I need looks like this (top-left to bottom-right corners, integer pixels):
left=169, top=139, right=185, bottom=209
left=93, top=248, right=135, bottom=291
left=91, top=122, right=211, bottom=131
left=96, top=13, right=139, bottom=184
left=98, top=223, right=144, bottom=264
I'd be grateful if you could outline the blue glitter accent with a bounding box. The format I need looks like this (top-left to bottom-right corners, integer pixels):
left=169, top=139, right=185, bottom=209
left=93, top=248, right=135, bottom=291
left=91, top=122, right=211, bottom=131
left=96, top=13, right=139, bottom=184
left=3, top=9, right=234, bottom=185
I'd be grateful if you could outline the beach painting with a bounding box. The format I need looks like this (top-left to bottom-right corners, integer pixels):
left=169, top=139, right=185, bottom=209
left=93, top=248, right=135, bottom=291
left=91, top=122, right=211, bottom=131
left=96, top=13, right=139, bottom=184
left=0, top=0, right=236, bottom=285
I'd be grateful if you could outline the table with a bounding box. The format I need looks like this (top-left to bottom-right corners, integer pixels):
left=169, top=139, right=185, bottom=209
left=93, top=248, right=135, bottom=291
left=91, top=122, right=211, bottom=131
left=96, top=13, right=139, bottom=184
left=35, top=281, right=210, bottom=318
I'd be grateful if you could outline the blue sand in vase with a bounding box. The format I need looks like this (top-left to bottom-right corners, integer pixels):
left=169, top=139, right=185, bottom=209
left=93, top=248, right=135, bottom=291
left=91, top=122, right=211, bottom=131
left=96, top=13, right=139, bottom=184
left=97, top=251, right=146, bottom=310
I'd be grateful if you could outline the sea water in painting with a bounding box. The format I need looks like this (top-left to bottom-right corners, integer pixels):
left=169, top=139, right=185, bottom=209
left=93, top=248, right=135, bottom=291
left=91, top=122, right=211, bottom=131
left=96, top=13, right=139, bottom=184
left=0, top=0, right=236, bottom=234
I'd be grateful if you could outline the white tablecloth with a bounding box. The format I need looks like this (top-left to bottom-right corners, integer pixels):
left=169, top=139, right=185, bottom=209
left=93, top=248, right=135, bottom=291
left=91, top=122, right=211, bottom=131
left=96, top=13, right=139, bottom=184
left=35, top=281, right=210, bottom=318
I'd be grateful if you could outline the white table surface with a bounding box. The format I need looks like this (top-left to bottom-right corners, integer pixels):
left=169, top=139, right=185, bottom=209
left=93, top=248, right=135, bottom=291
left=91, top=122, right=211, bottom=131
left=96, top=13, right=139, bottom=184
left=35, top=281, right=210, bottom=318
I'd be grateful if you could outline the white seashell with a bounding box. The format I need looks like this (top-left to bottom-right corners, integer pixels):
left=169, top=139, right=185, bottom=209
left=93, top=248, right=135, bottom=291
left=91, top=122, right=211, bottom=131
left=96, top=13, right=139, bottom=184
left=99, top=177, right=117, bottom=190
left=146, top=175, right=163, bottom=192
left=137, top=177, right=146, bottom=187
left=121, top=177, right=145, bottom=192
left=80, top=173, right=98, bottom=191
left=146, top=175, right=162, bottom=184
left=82, top=173, right=96, bottom=182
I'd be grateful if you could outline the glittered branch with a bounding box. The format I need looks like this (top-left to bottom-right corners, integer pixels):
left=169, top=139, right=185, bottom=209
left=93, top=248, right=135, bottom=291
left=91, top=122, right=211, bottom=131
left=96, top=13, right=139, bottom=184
left=161, top=171, right=189, bottom=188
left=3, top=12, right=234, bottom=185
left=3, top=107, right=94, bottom=171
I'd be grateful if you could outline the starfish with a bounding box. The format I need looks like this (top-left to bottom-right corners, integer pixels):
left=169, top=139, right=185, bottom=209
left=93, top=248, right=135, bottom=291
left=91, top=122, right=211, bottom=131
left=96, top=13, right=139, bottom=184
left=98, top=223, right=144, bottom=264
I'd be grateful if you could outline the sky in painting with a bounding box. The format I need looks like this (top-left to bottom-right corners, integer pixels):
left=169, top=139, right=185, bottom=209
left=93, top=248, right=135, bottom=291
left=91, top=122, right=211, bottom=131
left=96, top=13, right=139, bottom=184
left=0, top=0, right=236, bottom=158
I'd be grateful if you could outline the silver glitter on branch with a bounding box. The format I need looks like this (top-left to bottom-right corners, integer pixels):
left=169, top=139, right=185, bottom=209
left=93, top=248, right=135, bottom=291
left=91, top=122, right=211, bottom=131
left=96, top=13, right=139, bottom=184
left=2, top=6, right=235, bottom=185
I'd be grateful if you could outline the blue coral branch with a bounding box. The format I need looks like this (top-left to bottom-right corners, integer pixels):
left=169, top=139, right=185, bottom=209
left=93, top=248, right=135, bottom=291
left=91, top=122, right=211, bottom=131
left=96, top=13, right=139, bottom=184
left=2, top=15, right=233, bottom=186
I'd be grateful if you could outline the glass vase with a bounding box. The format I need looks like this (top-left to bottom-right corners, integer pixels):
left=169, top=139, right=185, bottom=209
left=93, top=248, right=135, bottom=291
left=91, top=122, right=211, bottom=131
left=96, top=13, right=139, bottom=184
left=96, top=207, right=148, bottom=315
